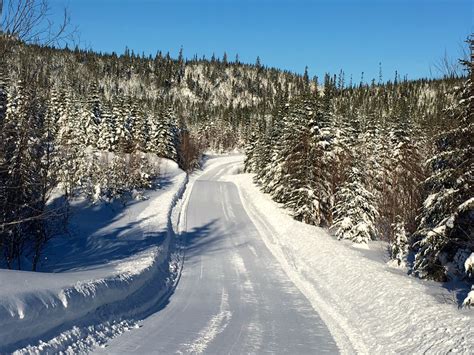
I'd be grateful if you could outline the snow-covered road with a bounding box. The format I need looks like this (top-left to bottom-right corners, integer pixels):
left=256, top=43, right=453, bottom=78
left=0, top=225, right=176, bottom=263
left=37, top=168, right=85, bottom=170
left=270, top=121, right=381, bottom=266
left=98, top=156, right=339, bottom=354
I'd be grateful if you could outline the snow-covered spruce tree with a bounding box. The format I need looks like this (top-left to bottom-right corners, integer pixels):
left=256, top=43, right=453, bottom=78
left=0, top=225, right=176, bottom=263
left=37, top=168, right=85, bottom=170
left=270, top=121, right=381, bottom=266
left=390, top=215, right=409, bottom=266
left=359, top=114, right=388, bottom=195
left=252, top=120, right=272, bottom=185
left=278, top=96, right=332, bottom=226
left=155, top=106, right=178, bottom=161
left=54, top=90, right=84, bottom=197
left=97, top=105, right=117, bottom=152
left=0, top=79, right=49, bottom=269
left=259, top=104, right=287, bottom=198
left=129, top=100, right=148, bottom=152
left=45, top=87, right=63, bottom=139
left=81, top=149, right=103, bottom=201
left=114, top=96, right=133, bottom=153
left=325, top=113, right=351, bottom=224
left=80, top=84, right=101, bottom=148
left=413, top=76, right=473, bottom=281
left=332, top=165, right=379, bottom=244
left=243, top=130, right=258, bottom=173
left=275, top=99, right=313, bottom=211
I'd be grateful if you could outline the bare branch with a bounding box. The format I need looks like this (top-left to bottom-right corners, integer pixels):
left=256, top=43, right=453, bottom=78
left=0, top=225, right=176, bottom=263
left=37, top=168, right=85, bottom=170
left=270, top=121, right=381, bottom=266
left=1, top=0, right=76, bottom=46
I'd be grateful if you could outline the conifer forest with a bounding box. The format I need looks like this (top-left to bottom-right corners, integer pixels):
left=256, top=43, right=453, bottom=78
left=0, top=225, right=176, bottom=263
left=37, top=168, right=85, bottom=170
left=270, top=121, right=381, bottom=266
left=0, top=0, right=473, bottom=353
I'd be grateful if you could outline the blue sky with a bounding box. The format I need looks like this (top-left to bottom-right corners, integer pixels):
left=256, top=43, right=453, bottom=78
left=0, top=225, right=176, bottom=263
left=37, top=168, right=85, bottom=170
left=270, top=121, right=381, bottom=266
left=50, top=0, right=472, bottom=82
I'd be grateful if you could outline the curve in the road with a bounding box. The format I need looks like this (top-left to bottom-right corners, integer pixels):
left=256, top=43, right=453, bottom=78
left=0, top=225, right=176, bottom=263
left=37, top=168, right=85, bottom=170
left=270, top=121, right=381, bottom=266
left=98, top=157, right=339, bottom=354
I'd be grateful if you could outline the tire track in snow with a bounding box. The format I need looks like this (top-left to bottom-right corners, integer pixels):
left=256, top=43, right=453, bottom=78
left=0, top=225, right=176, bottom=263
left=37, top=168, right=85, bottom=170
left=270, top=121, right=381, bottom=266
left=178, top=288, right=232, bottom=354
left=230, top=254, right=263, bottom=353
left=233, top=177, right=366, bottom=354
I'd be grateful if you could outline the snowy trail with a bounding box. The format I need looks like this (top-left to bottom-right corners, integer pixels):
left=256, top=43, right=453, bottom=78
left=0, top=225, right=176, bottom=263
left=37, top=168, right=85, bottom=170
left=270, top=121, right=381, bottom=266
left=97, top=155, right=339, bottom=354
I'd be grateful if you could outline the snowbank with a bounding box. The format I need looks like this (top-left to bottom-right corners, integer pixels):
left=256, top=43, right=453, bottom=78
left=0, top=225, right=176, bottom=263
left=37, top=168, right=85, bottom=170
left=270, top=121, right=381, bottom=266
left=225, top=172, right=473, bottom=354
left=0, top=159, right=188, bottom=353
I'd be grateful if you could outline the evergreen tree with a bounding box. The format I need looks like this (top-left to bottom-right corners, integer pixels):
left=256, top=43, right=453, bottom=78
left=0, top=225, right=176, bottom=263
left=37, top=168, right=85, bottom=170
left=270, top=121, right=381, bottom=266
left=390, top=216, right=409, bottom=266
left=243, top=130, right=258, bottom=173
left=332, top=166, right=379, bottom=244
left=114, top=96, right=133, bottom=153
left=413, top=77, right=473, bottom=281
left=1, top=80, right=47, bottom=269
left=277, top=96, right=331, bottom=225
left=80, top=84, right=101, bottom=148
left=54, top=90, right=84, bottom=196
left=155, top=106, right=178, bottom=160
left=97, top=106, right=116, bottom=152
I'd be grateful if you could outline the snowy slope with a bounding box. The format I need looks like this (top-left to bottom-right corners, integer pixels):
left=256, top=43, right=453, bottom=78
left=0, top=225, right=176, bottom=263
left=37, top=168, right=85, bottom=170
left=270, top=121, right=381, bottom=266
left=0, top=159, right=188, bottom=353
left=224, top=166, right=473, bottom=354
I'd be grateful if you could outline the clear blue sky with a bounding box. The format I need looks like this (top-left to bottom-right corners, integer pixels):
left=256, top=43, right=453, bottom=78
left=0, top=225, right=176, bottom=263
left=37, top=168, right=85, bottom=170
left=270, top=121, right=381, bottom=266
left=51, top=0, right=472, bottom=82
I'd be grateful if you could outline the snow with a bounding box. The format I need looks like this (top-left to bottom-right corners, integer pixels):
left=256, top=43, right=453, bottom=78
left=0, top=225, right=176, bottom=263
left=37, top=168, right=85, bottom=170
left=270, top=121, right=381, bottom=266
left=2, top=154, right=471, bottom=353
left=0, top=159, right=188, bottom=353
left=465, top=253, right=474, bottom=276
left=459, top=197, right=474, bottom=212
left=93, top=154, right=338, bottom=354
left=463, top=288, right=474, bottom=308
left=224, top=167, right=474, bottom=354
left=179, top=288, right=232, bottom=354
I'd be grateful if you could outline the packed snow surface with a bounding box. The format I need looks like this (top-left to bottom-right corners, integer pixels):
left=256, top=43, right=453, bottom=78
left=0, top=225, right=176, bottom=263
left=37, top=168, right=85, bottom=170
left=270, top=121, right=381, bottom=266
left=223, top=159, right=473, bottom=354
left=96, top=154, right=338, bottom=353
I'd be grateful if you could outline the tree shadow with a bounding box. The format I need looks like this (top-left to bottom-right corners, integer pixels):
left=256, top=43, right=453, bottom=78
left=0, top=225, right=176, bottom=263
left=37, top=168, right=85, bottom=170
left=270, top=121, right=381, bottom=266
left=41, top=214, right=166, bottom=272
left=441, top=279, right=472, bottom=308
left=41, top=182, right=174, bottom=272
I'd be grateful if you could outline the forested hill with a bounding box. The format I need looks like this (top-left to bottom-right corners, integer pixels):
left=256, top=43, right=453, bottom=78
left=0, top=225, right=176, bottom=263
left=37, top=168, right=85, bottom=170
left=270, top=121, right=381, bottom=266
left=0, top=36, right=470, bottom=274
left=0, top=37, right=462, bottom=158
left=0, top=37, right=308, bottom=269
left=1, top=38, right=310, bottom=153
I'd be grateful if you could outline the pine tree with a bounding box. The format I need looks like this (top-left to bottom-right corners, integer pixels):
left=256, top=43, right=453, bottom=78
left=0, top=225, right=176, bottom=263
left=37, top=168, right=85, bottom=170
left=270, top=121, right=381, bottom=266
left=390, top=216, right=409, bottom=266
left=332, top=166, right=379, bottom=244
left=156, top=106, right=178, bottom=160
left=54, top=90, right=84, bottom=196
left=413, top=77, right=473, bottom=281
left=97, top=105, right=116, bottom=152
left=278, top=96, right=331, bottom=225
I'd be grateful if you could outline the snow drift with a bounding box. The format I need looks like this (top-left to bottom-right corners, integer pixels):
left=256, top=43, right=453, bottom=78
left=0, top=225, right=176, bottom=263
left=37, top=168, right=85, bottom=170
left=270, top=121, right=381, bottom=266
left=0, top=159, right=188, bottom=353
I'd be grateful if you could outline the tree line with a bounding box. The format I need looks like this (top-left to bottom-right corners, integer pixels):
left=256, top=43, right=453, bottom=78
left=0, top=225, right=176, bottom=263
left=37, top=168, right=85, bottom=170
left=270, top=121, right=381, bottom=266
left=245, top=56, right=473, bottom=284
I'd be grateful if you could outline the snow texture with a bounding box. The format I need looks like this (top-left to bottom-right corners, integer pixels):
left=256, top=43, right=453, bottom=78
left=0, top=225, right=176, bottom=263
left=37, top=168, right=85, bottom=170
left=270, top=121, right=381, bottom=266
left=94, top=154, right=337, bottom=354
left=0, top=159, right=188, bottom=353
left=224, top=160, right=473, bottom=354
